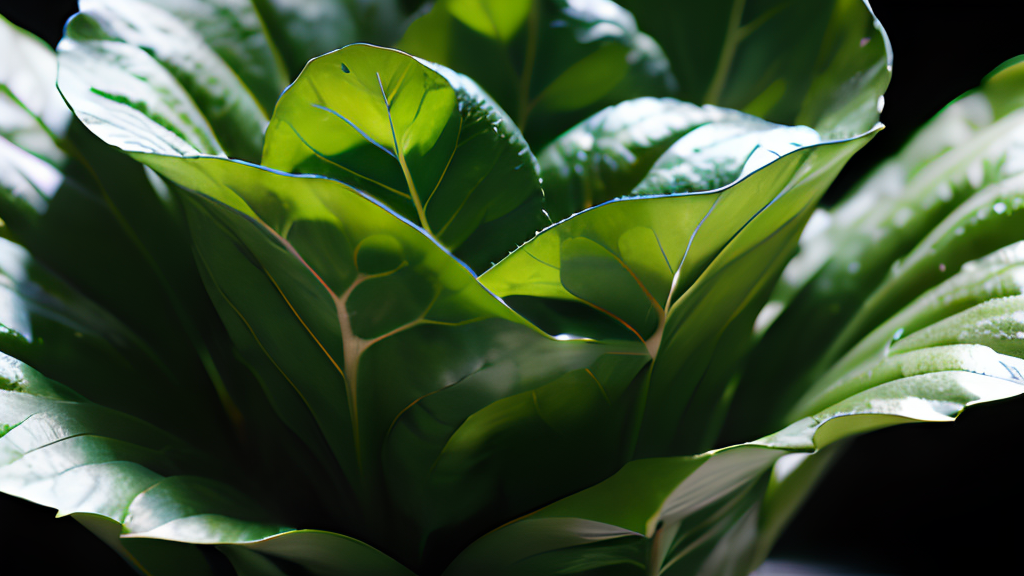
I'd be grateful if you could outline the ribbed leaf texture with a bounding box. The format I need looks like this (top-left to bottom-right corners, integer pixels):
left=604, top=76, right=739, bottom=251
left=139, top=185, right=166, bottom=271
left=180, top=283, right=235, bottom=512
left=2, top=2, right=1021, bottom=575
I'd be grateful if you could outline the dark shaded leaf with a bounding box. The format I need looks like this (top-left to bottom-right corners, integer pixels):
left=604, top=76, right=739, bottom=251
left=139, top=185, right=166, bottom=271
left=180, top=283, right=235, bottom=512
left=398, top=0, right=676, bottom=146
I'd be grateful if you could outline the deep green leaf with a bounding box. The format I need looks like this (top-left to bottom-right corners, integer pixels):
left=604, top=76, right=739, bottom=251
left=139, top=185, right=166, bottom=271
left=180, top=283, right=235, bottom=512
left=129, top=154, right=643, bottom=564
left=484, top=126, right=877, bottom=459
left=135, top=0, right=291, bottom=113
left=398, top=0, right=676, bottom=146
left=0, top=236, right=231, bottom=449
left=537, top=98, right=747, bottom=220
left=447, top=331, right=1024, bottom=575
left=2, top=17, right=253, bottom=451
left=0, top=353, right=286, bottom=542
left=62, top=0, right=267, bottom=161
left=232, top=530, right=418, bottom=576
left=1, top=350, right=412, bottom=574
left=616, top=0, right=891, bottom=135
left=728, top=56, right=1024, bottom=442
left=262, top=44, right=547, bottom=271
left=252, top=0, right=406, bottom=76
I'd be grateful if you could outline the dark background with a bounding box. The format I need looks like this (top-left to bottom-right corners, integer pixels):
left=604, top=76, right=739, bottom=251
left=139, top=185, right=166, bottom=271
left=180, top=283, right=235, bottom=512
left=1, top=1, right=1021, bottom=574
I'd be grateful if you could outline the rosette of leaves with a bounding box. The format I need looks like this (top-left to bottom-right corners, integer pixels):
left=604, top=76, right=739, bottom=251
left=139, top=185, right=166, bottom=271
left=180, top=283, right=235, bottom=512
left=2, top=1, right=1020, bottom=575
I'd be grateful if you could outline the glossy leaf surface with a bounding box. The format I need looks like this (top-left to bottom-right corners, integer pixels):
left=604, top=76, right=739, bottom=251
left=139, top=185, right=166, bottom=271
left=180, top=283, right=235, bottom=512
left=131, top=153, right=644, bottom=566
left=446, top=316, right=1024, bottom=575
left=1, top=15, right=252, bottom=451
left=484, top=121, right=876, bottom=459
left=263, top=45, right=547, bottom=271
left=728, top=57, right=1024, bottom=441
left=61, top=0, right=266, bottom=160
left=0, top=354, right=284, bottom=542
left=398, top=0, right=676, bottom=146
left=616, top=0, right=891, bottom=135
left=134, top=0, right=290, bottom=113
left=537, top=98, right=744, bottom=220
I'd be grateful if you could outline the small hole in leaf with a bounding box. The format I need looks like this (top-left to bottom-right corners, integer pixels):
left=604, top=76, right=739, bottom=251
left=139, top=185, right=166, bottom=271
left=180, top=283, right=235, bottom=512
left=341, top=63, right=351, bottom=73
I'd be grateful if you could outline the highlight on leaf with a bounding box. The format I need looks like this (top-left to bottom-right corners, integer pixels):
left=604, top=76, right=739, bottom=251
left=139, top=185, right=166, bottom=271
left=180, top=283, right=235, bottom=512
left=3, top=3, right=1021, bottom=576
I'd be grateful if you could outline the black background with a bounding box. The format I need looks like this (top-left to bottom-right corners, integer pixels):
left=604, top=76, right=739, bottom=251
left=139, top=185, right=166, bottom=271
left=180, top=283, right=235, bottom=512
left=1, top=1, right=1021, bottom=574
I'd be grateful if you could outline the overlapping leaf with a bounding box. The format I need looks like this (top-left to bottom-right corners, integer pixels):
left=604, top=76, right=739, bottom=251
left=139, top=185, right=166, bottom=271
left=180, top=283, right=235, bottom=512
left=23, top=3, right=1020, bottom=576
left=144, top=153, right=644, bottom=565
left=728, top=57, right=1024, bottom=441
left=56, top=22, right=653, bottom=566
left=0, top=15, right=249, bottom=446
left=616, top=0, right=891, bottom=135
left=537, top=98, right=749, bottom=220
left=0, top=351, right=417, bottom=576
left=262, top=45, right=548, bottom=271
left=0, top=236, right=233, bottom=450
left=445, top=290, right=1024, bottom=575
left=483, top=121, right=876, bottom=459
left=398, top=0, right=676, bottom=146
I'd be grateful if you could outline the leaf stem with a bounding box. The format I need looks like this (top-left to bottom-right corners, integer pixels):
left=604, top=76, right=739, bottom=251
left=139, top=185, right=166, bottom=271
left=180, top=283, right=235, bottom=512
left=516, top=1, right=541, bottom=130
left=703, top=0, right=747, bottom=105
left=377, top=72, right=434, bottom=236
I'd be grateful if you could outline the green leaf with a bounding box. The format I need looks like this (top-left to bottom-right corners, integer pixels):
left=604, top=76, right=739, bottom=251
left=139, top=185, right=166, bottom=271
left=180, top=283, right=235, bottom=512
left=632, top=119, right=821, bottom=197
left=727, top=57, right=1024, bottom=442
left=0, top=353, right=286, bottom=541
left=0, top=236, right=232, bottom=450
left=831, top=172, right=1024, bottom=358
left=61, top=0, right=268, bottom=161
left=262, top=45, right=548, bottom=271
left=382, top=349, right=649, bottom=565
left=616, top=0, right=891, bottom=135
left=0, top=15, right=72, bottom=164
left=2, top=17, right=256, bottom=446
left=537, top=98, right=745, bottom=220
left=398, top=0, right=676, bottom=146
left=800, top=241, right=1024, bottom=413
left=131, top=154, right=645, bottom=560
left=1, top=350, right=412, bottom=575
left=483, top=123, right=877, bottom=458
left=230, top=530, right=418, bottom=576
left=134, top=0, right=291, bottom=113
left=446, top=321, right=1024, bottom=575
left=252, top=0, right=406, bottom=76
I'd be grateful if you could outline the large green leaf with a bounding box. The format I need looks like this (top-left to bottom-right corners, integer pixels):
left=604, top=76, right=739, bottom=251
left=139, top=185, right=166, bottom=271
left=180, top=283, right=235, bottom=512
left=62, top=0, right=268, bottom=161
left=727, top=57, right=1024, bottom=441
left=483, top=121, right=878, bottom=458
left=0, top=351, right=411, bottom=576
left=262, top=45, right=548, bottom=271
left=56, top=20, right=650, bottom=565
left=2, top=16, right=255, bottom=441
left=129, top=153, right=643, bottom=564
left=134, top=0, right=291, bottom=113
left=616, top=0, right=891, bottom=135
left=397, top=0, right=676, bottom=146
left=226, top=530, right=417, bottom=576
left=444, top=303, right=1024, bottom=575
left=5, top=18, right=346, bottom=546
